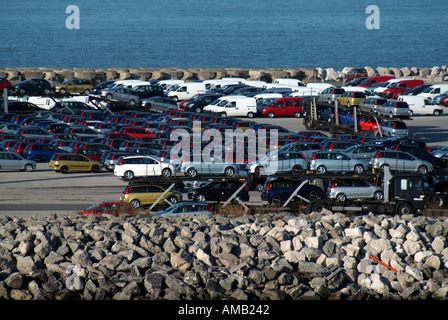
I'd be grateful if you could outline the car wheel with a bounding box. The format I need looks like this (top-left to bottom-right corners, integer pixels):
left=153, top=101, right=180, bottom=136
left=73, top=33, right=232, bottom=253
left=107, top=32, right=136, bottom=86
left=187, top=168, right=198, bottom=178
left=433, top=109, right=441, bottom=116
left=195, top=107, right=202, bottom=113
left=106, top=93, right=112, bottom=100
left=24, top=164, right=34, bottom=172
left=195, top=194, right=206, bottom=202
left=316, top=165, right=327, bottom=174
left=91, top=165, right=100, bottom=173
left=417, top=165, right=428, bottom=174
left=60, top=166, right=69, bottom=174
left=33, top=155, right=41, bottom=162
left=167, top=195, right=178, bottom=204
left=130, top=199, right=141, bottom=208
left=294, top=112, right=301, bottom=118
left=292, top=165, right=302, bottom=174
left=224, top=167, right=235, bottom=177
left=43, top=88, right=50, bottom=95
left=19, top=88, right=26, bottom=95
left=409, top=110, right=414, bottom=117
left=162, top=168, right=172, bottom=178
left=336, top=193, right=346, bottom=202
left=247, top=112, right=254, bottom=118
left=129, top=99, right=136, bottom=107
left=374, top=191, right=383, bottom=200
left=124, top=170, right=134, bottom=180
left=389, top=112, right=394, bottom=119
left=432, top=161, right=441, bottom=170
left=83, top=89, right=90, bottom=95
left=254, top=166, right=264, bottom=177
left=59, top=88, right=66, bottom=95
left=268, top=112, right=275, bottom=118
left=347, top=102, right=351, bottom=108
left=220, top=112, right=227, bottom=118
left=255, top=183, right=264, bottom=192
left=398, top=203, right=413, bottom=215
left=272, top=195, right=282, bottom=204
left=172, top=96, right=179, bottom=102
left=354, top=164, right=364, bottom=174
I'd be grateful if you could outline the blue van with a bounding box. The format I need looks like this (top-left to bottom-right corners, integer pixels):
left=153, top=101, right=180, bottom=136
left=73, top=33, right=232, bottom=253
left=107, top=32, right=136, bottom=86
left=23, top=143, right=63, bottom=162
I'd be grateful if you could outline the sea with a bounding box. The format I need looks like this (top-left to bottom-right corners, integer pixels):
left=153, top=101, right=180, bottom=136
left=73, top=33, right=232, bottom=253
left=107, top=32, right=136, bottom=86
left=0, top=0, right=447, bottom=70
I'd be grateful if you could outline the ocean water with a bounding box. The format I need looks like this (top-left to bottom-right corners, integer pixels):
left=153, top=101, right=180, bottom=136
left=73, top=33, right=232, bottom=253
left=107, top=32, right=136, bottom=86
left=0, top=0, right=447, bottom=70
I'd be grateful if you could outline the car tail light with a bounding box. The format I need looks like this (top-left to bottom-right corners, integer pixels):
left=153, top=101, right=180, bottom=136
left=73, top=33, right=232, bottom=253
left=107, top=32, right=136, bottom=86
left=394, top=145, right=399, bottom=150
left=29, top=145, right=33, bottom=151
left=243, top=186, right=248, bottom=192
left=312, top=153, right=317, bottom=160
left=124, top=187, right=130, bottom=194
left=375, top=151, right=381, bottom=158
left=331, top=181, right=337, bottom=188
left=207, top=204, right=213, bottom=212
left=118, top=158, right=124, bottom=165
left=265, top=182, right=271, bottom=191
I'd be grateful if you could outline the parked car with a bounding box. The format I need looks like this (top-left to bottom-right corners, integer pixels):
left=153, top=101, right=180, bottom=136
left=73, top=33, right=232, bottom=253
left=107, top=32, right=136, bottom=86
left=140, top=96, right=178, bottom=112
left=398, top=96, right=443, bottom=116
left=72, top=148, right=103, bottom=161
left=260, top=97, right=304, bottom=118
left=337, top=91, right=366, bottom=107
left=391, top=145, right=445, bottom=170
left=321, top=139, right=358, bottom=151
left=379, top=120, right=409, bottom=137
left=16, top=126, right=54, bottom=139
left=102, top=151, right=134, bottom=171
left=12, top=78, right=52, bottom=95
left=187, top=180, right=249, bottom=203
left=0, top=151, right=36, bottom=172
left=53, top=79, right=93, bottom=95
left=113, top=155, right=175, bottom=179
left=345, top=68, right=368, bottom=81
left=49, top=153, right=102, bottom=173
left=369, top=150, right=433, bottom=174
left=184, top=94, right=224, bottom=113
left=152, top=202, right=214, bottom=217
left=132, top=84, right=164, bottom=99
left=344, top=144, right=385, bottom=160
left=78, top=201, right=134, bottom=216
left=318, top=87, right=345, bottom=104
left=357, top=76, right=394, bottom=88
left=0, top=77, right=12, bottom=93
left=377, top=100, right=411, bottom=119
left=278, top=142, right=322, bottom=162
left=23, top=143, right=62, bottom=162
left=309, top=150, right=368, bottom=174
left=327, top=179, right=383, bottom=202
left=176, top=153, right=244, bottom=178
left=0, top=101, right=41, bottom=114
left=359, top=97, right=388, bottom=114
left=381, top=79, right=425, bottom=99
left=120, top=184, right=182, bottom=208
left=246, top=151, right=307, bottom=176
left=102, top=86, right=140, bottom=106
left=261, top=178, right=323, bottom=204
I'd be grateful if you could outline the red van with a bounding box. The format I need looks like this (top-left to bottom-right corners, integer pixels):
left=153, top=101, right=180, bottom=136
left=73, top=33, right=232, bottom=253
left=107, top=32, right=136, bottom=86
left=382, top=79, right=424, bottom=99
left=260, top=97, right=304, bottom=118
left=357, top=76, right=394, bottom=88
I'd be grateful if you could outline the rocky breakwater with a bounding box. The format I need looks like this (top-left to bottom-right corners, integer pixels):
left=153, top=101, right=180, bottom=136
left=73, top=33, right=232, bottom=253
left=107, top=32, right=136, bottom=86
left=0, top=211, right=447, bottom=300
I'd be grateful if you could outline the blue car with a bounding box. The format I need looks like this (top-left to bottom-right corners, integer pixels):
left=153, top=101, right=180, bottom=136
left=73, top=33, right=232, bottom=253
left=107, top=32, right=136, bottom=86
left=152, top=202, right=214, bottom=217
left=23, top=143, right=64, bottom=162
left=261, top=178, right=324, bottom=204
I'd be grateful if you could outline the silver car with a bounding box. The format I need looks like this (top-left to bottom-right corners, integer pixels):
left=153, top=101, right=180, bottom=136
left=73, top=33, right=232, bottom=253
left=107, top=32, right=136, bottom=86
left=278, top=142, right=322, bottom=163
left=246, top=151, right=307, bottom=175
left=359, top=97, right=388, bottom=114
left=318, top=87, right=345, bottom=104
left=369, top=150, right=433, bottom=174
left=344, top=144, right=385, bottom=160
left=309, top=150, right=368, bottom=174
left=177, top=159, right=243, bottom=178
left=377, top=100, right=411, bottom=119
left=0, top=151, right=36, bottom=172
left=102, top=86, right=139, bottom=106
left=327, top=179, right=383, bottom=202
left=379, top=120, right=409, bottom=137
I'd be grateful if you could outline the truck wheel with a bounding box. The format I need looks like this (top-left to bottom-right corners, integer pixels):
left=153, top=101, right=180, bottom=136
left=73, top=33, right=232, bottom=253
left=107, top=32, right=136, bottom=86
left=312, top=201, right=330, bottom=213
left=397, top=203, right=414, bottom=215
left=430, top=194, right=445, bottom=209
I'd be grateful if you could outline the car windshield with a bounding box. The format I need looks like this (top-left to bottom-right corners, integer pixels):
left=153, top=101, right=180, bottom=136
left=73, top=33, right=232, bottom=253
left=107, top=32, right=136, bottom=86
left=388, top=82, right=401, bottom=89
left=261, top=99, right=276, bottom=106
left=344, top=145, right=358, bottom=152
left=84, top=203, right=100, bottom=211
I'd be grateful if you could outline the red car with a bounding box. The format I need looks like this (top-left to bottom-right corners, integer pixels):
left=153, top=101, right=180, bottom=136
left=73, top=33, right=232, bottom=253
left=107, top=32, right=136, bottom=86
left=11, top=142, right=31, bottom=155
left=440, top=95, right=448, bottom=107
left=357, top=76, right=394, bottom=88
left=260, top=97, right=304, bottom=118
left=345, top=68, right=368, bottom=82
left=72, top=148, right=103, bottom=161
left=382, top=79, right=424, bottom=99
left=118, top=127, right=154, bottom=139
left=0, top=78, right=12, bottom=93
left=78, top=201, right=134, bottom=216
left=358, top=115, right=381, bottom=132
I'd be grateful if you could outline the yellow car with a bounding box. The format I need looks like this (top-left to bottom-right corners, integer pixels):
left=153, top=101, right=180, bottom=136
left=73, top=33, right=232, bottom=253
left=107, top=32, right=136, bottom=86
left=337, top=91, right=366, bottom=107
left=120, top=184, right=183, bottom=208
left=49, top=153, right=102, bottom=173
left=53, top=79, right=93, bottom=95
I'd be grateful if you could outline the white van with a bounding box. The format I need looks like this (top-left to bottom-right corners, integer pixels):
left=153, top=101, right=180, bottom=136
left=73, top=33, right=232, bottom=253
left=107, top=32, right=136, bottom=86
left=288, top=87, right=319, bottom=97
left=203, top=95, right=257, bottom=118
left=254, top=93, right=283, bottom=102
left=156, top=80, right=184, bottom=91
left=340, top=86, right=381, bottom=98
left=240, top=80, right=268, bottom=88
left=306, top=82, right=335, bottom=93
left=204, top=79, right=242, bottom=91
left=166, top=82, right=206, bottom=101
left=27, top=97, right=57, bottom=110
left=417, top=84, right=448, bottom=100
left=274, top=78, right=305, bottom=87
left=373, top=78, right=413, bottom=95
left=398, top=95, right=443, bottom=116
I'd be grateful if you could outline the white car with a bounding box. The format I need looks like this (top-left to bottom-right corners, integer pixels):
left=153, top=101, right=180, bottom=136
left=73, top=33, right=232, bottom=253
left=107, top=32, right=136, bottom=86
left=114, top=155, right=175, bottom=180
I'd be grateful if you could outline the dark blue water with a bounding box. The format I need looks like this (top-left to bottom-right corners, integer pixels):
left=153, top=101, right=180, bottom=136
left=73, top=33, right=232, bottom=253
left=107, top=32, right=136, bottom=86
left=1, top=0, right=446, bottom=70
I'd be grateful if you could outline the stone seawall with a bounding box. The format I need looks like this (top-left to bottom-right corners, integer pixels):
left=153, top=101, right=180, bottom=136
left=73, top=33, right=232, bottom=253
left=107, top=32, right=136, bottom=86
left=1, top=66, right=447, bottom=85
left=0, top=210, right=447, bottom=300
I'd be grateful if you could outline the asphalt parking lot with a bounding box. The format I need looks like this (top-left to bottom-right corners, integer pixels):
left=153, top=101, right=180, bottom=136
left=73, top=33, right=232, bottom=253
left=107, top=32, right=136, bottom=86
left=1, top=112, right=448, bottom=217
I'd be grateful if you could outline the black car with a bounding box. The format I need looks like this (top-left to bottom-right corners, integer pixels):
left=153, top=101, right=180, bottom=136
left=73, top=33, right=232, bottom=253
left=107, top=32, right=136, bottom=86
left=187, top=181, right=250, bottom=203
left=92, top=80, right=116, bottom=95
left=12, top=78, right=52, bottom=96
left=132, top=84, right=164, bottom=99
left=0, top=101, right=41, bottom=114
left=185, top=94, right=224, bottom=113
